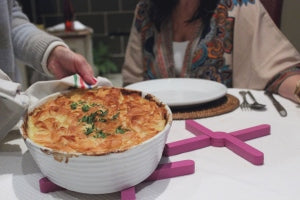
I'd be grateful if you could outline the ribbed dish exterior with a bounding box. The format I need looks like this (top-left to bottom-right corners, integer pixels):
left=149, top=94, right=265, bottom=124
left=24, top=125, right=170, bottom=194
left=20, top=88, right=173, bottom=194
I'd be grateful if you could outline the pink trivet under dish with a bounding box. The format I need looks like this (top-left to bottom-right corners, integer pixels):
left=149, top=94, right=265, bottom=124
left=164, top=120, right=270, bottom=165
left=39, top=159, right=195, bottom=199
left=38, top=120, right=271, bottom=199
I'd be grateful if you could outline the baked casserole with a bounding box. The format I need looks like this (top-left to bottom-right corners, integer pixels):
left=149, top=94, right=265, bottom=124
left=22, top=87, right=168, bottom=155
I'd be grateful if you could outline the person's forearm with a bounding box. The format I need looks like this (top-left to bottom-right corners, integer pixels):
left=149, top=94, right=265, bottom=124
left=278, top=74, right=300, bottom=103
left=11, top=0, right=62, bottom=74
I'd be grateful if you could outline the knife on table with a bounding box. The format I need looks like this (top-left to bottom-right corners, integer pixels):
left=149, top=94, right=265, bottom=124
left=264, top=91, right=287, bottom=117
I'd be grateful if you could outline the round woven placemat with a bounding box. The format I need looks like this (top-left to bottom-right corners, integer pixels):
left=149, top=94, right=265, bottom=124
left=171, top=94, right=240, bottom=120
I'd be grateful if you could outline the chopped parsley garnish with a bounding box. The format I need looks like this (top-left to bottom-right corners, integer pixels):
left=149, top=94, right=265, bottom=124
left=99, top=118, right=107, bottom=122
left=81, top=115, right=88, bottom=123
left=71, top=101, right=127, bottom=138
left=99, top=110, right=108, bottom=117
left=112, top=112, right=120, bottom=120
left=82, top=104, right=90, bottom=112
left=70, top=102, right=78, bottom=110
left=91, top=103, right=101, bottom=107
left=85, top=126, right=94, bottom=135
left=94, top=130, right=107, bottom=138
left=81, top=112, right=97, bottom=124
left=115, top=125, right=129, bottom=134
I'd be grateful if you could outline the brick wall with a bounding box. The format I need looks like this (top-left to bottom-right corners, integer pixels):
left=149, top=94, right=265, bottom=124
left=18, top=0, right=138, bottom=73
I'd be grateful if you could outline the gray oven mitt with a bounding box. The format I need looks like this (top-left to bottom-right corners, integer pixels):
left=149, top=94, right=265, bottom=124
left=0, top=73, right=112, bottom=141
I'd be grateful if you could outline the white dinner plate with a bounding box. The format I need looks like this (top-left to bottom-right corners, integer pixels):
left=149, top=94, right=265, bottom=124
left=125, top=78, right=227, bottom=107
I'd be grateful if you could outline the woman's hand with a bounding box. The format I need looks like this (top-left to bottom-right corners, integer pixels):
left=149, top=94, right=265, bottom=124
left=278, top=74, right=300, bottom=103
left=47, top=46, right=97, bottom=85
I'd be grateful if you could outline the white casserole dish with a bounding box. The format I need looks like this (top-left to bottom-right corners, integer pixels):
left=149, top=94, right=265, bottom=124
left=20, top=87, right=172, bottom=194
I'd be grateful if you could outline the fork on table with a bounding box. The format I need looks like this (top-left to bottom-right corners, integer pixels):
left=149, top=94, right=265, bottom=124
left=239, top=91, right=251, bottom=110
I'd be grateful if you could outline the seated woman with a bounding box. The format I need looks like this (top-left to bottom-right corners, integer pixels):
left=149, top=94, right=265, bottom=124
left=122, top=0, right=300, bottom=103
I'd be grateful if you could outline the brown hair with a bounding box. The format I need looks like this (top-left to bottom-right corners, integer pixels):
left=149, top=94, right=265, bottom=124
left=148, top=0, right=220, bottom=32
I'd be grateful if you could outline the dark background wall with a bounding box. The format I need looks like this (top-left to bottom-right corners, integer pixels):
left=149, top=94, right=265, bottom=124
left=15, top=0, right=300, bottom=74
left=17, top=0, right=138, bottom=72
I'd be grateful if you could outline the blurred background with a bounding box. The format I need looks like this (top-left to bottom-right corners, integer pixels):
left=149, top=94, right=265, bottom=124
left=16, top=0, right=300, bottom=88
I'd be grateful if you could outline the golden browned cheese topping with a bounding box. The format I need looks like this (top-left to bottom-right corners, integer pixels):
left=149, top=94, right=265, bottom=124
left=25, top=87, right=168, bottom=155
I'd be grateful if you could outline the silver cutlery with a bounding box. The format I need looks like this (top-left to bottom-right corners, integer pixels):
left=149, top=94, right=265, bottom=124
left=239, top=91, right=251, bottom=110
left=247, top=91, right=266, bottom=110
left=265, top=91, right=287, bottom=117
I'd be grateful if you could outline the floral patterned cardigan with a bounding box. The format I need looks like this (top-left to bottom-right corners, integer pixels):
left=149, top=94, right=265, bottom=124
left=122, top=0, right=300, bottom=93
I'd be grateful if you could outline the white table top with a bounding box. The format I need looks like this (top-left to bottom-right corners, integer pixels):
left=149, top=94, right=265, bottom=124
left=1, top=88, right=299, bottom=200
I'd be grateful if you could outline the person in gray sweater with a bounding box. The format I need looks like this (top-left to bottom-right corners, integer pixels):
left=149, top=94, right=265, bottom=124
left=0, top=0, right=96, bottom=85
left=0, top=0, right=100, bottom=141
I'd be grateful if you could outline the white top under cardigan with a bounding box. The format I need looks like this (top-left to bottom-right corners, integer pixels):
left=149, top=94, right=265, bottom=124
left=173, top=41, right=189, bottom=75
